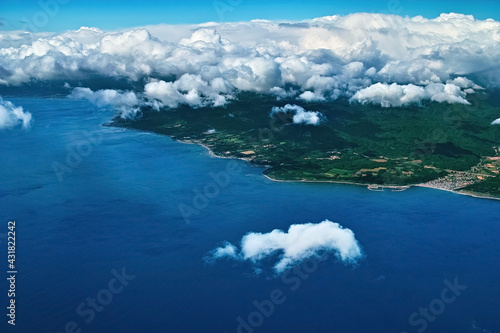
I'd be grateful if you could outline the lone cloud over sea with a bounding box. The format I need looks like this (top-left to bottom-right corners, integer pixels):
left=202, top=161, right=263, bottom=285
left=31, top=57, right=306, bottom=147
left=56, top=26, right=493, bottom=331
left=207, top=220, right=363, bottom=273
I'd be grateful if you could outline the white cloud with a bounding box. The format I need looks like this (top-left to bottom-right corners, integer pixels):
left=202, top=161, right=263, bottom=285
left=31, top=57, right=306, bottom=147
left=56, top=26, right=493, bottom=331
left=293, top=110, right=322, bottom=125
left=144, top=75, right=233, bottom=109
left=270, top=86, right=297, bottom=99
left=1, top=12, right=499, bottom=109
left=271, top=104, right=324, bottom=125
left=447, top=77, right=482, bottom=89
left=298, top=91, right=326, bottom=102
left=211, top=242, right=238, bottom=258
left=350, top=82, right=470, bottom=107
left=208, top=220, right=363, bottom=273
left=492, top=118, right=500, bottom=125
left=69, top=87, right=140, bottom=118
left=69, top=76, right=234, bottom=118
left=0, top=97, right=32, bottom=130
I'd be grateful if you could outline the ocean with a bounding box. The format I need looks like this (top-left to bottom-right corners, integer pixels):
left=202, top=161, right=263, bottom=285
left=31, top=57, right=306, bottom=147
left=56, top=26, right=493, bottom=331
left=1, top=98, right=499, bottom=333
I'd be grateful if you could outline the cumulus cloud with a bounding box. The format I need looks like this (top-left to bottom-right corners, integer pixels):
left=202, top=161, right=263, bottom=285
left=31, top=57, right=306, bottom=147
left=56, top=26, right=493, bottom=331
left=144, top=75, right=233, bottom=109
left=350, top=82, right=470, bottom=107
left=69, top=87, right=141, bottom=118
left=270, top=87, right=297, bottom=100
left=211, top=242, right=238, bottom=258
left=271, top=104, right=324, bottom=125
left=492, top=118, right=500, bottom=125
left=207, top=220, right=363, bottom=273
left=1, top=13, right=499, bottom=110
left=0, top=97, right=32, bottom=130
left=447, top=77, right=483, bottom=90
left=298, top=91, right=326, bottom=102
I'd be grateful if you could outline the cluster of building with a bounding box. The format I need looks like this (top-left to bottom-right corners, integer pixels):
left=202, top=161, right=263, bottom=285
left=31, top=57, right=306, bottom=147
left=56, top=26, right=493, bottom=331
left=420, top=155, right=499, bottom=191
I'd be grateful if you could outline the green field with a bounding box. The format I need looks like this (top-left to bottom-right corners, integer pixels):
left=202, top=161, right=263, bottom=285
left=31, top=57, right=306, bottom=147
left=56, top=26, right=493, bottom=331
left=111, top=90, right=500, bottom=197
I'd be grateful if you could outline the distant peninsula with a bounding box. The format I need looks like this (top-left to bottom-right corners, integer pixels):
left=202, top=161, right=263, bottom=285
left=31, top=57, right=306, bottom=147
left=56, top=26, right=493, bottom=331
left=110, top=92, right=500, bottom=200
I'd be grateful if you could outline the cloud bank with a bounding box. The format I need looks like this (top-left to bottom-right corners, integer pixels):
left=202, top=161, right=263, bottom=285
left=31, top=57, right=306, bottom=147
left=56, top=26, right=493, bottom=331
left=1, top=13, right=499, bottom=112
left=144, top=75, right=233, bottom=109
left=208, top=220, right=363, bottom=273
left=271, top=104, right=324, bottom=125
left=69, top=87, right=141, bottom=118
left=350, top=82, right=470, bottom=107
left=0, top=97, right=32, bottom=130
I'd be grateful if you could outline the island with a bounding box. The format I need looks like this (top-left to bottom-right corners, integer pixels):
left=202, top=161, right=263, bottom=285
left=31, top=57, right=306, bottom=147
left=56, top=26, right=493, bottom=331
left=110, top=91, right=500, bottom=200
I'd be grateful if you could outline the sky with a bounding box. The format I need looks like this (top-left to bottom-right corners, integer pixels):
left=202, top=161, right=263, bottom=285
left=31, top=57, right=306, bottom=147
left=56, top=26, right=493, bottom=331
left=1, top=0, right=500, bottom=127
left=1, top=0, right=499, bottom=31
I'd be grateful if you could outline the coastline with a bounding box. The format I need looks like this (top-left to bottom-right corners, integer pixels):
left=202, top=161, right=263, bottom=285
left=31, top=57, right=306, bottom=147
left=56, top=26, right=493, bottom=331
left=189, top=136, right=500, bottom=202
left=415, top=185, right=500, bottom=202
left=264, top=170, right=500, bottom=201
left=111, top=123, right=500, bottom=202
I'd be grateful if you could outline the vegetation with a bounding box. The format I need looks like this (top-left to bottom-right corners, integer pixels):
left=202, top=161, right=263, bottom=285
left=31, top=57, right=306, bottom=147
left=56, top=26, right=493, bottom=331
left=111, top=90, right=500, bottom=197
left=461, top=176, right=500, bottom=197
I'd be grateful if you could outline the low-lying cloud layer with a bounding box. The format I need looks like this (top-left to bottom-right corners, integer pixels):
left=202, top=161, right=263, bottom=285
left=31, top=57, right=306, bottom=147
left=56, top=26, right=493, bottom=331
left=69, top=87, right=140, bottom=118
left=0, top=97, right=32, bottom=130
left=350, top=82, right=470, bottom=107
left=271, top=104, right=324, bottom=125
left=1, top=13, right=499, bottom=112
left=207, top=220, right=363, bottom=273
left=144, top=75, right=233, bottom=109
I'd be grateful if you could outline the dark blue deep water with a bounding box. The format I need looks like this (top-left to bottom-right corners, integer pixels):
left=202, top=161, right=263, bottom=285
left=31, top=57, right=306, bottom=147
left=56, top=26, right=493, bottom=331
left=1, top=98, right=499, bottom=333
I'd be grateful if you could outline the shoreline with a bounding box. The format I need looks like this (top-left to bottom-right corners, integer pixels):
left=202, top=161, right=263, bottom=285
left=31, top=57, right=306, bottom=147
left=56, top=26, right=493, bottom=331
left=195, top=138, right=500, bottom=202
left=114, top=124, right=500, bottom=202
left=264, top=172, right=500, bottom=201
left=415, top=185, right=500, bottom=202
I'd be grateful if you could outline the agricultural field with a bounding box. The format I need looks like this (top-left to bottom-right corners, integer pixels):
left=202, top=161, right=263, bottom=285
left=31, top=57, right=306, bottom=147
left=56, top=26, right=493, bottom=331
left=112, top=90, right=500, bottom=197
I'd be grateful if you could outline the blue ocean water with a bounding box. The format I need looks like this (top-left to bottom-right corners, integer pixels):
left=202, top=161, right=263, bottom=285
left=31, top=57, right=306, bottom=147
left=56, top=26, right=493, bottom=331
left=0, top=98, right=499, bottom=333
